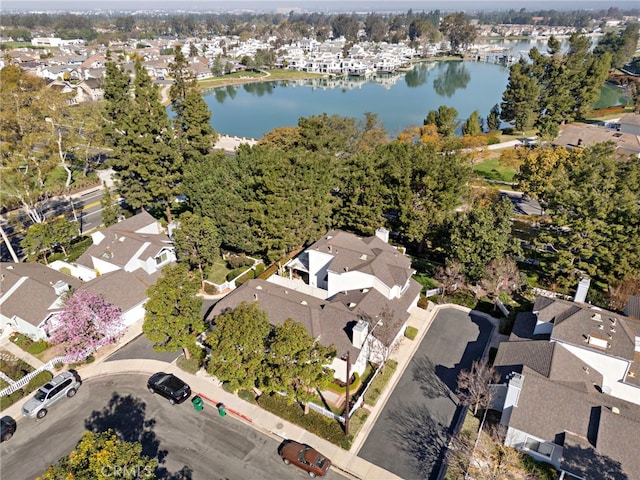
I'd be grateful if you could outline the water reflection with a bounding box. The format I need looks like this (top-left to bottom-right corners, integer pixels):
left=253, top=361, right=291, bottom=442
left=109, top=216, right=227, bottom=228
left=213, top=85, right=239, bottom=103
left=432, top=61, right=471, bottom=98
left=243, top=82, right=276, bottom=96
left=404, top=63, right=432, bottom=88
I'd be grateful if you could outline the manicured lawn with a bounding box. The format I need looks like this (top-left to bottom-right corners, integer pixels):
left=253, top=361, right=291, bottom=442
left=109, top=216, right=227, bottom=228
left=473, top=157, right=517, bottom=182
left=207, top=262, right=233, bottom=284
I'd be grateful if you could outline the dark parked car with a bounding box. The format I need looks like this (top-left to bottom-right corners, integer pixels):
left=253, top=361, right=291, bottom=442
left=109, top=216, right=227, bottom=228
left=1, top=417, right=16, bottom=442
left=147, top=372, right=191, bottom=405
left=279, top=440, right=331, bottom=478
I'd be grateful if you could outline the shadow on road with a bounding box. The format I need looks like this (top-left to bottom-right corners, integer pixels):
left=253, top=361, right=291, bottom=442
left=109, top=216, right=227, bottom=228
left=388, top=401, right=452, bottom=480
left=84, top=392, right=192, bottom=479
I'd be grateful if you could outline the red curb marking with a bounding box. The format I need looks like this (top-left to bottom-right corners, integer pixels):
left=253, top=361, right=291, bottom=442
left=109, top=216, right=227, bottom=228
left=195, top=392, right=253, bottom=423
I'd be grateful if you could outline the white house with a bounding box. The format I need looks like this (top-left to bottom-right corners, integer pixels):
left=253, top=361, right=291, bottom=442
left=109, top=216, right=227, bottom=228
left=208, top=229, right=422, bottom=383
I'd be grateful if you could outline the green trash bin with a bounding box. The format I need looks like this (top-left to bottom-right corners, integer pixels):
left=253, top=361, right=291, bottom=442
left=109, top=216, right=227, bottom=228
left=192, top=396, right=204, bottom=412
left=217, top=402, right=226, bottom=417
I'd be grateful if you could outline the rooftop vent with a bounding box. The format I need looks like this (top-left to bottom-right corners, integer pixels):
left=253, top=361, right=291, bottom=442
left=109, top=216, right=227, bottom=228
left=612, top=407, right=620, bottom=414
left=360, top=254, right=367, bottom=260
left=300, top=300, right=307, bottom=305
left=591, top=313, right=602, bottom=322
left=256, top=285, right=262, bottom=290
left=610, top=317, right=617, bottom=326
left=52, top=280, right=69, bottom=296
left=348, top=302, right=357, bottom=308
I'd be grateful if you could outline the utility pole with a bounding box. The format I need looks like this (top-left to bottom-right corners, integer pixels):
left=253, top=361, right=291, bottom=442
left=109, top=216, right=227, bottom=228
left=344, top=350, right=350, bottom=435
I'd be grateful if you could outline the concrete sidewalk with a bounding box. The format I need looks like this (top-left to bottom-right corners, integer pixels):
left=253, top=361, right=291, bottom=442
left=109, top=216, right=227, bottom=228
left=0, top=302, right=444, bottom=480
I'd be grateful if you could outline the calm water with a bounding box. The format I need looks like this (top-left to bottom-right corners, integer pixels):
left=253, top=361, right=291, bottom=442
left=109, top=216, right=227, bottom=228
left=206, top=61, right=511, bottom=139
left=203, top=37, right=614, bottom=139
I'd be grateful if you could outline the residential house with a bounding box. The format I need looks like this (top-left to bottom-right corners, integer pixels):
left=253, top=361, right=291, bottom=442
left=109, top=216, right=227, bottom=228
left=553, top=123, right=640, bottom=158
left=0, top=263, right=81, bottom=340
left=492, top=297, right=640, bottom=478
left=208, top=229, right=422, bottom=382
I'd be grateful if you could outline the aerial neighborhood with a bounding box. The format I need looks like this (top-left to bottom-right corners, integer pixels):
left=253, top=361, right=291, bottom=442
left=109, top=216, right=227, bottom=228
left=1, top=3, right=640, bottom=480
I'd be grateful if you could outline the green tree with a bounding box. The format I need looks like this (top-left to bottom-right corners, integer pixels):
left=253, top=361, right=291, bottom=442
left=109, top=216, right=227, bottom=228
left=104, top=57, right=180, bottom=223
left=447, top=197, right=521, bottom=282
left=487, top=104, right=501, bottom=131
left=205, top=301, right=271, bottom=392
left=172, top=212, right=220, bottom=290
left=38, top=430, right=157, bottom=480
left=169, top=47, right=218, bottom=171
left=100, top=183, right=120, bottom=227
left=424, top=105, right=459, bottom=137
left=462, top=110, right=482, bottom=136
left=262, top=318, right=336, bottom=410
left=143, top=263, right=204, bottom=360
left=21, top=222, right=50, bottom=263
left=48, top=217, right=78, bottom=257
left=500, top=59, right=540, bottom=135
left=384, top=141, right=472, bottom=250
left=439, top=12, right=476, bottom=52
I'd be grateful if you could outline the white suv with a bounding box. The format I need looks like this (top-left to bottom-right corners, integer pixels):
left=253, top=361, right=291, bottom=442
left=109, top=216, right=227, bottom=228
left=22, top=371, right=82, bottom=419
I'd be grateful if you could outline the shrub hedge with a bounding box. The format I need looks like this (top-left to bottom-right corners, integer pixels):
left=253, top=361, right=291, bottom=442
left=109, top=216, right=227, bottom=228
left=257, top=393, right=352, bottom=449
left=363, top=360, right=398, bottom=406
left=404, top=326, right=418, bottom=340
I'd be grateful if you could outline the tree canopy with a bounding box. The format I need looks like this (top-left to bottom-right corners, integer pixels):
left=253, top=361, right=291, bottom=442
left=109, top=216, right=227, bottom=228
left=143, top=263, right=204, bottom=359
left=38, top=430, right=157, bottom=480
left=50, top=290, right=124, bottom=361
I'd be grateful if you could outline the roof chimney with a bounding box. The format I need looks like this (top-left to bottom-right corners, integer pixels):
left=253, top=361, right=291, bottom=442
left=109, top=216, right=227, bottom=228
left=375, top=228, right=389, bottom=243
left=352, top=320, right=368, bottom=349
left=574, top=277, right=591, bottom=303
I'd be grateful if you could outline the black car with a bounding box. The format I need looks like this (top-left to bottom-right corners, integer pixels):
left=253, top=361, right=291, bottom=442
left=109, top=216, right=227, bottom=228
left=147, top=372, right=191, bottom=405
left=1, top=417, right=16, bottom=442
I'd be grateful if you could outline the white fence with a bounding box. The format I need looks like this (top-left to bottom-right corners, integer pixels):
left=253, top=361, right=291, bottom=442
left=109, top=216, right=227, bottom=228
left=0, top=356, right=67, bottom=397
left=306, top=401, right=345, bottom=424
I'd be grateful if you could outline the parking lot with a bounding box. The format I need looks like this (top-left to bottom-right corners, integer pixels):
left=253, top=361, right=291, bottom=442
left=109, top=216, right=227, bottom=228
left=357, top=307, right=494, bottom=480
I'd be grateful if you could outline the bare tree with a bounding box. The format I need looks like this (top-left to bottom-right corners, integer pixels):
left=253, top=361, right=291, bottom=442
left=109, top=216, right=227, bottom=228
left=435, top=260, right=466, bottom=300
left=608, top=276, right=640, bottom=315
left=446, top=423, right=526, bottom=480
left=456, top=360, right=500, bottom=415
left=359, top=305, right=403, bottom=368
left=481, top=257, right=521, bottom=300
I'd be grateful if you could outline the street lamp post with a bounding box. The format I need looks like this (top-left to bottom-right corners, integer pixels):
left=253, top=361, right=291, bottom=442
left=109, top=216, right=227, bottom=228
left=344, top=350, right=350, bottom=435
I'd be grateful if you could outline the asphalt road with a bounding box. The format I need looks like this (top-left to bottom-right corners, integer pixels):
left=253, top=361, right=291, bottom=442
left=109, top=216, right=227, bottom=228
left=1, top=187, right=107, bottom=261
left=0, top=374, right=347, bottom=480
left=357, top=308, right=494, bottom=480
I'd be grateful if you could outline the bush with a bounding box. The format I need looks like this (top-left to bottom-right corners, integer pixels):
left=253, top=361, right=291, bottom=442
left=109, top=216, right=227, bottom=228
left=0, top=389, right=24, bottom=410
left=234, top=270, right=255, bottom=287
left=238, top=389, right=256, bottom=404
left=404, top=326, right=418, bottom=340
left=177, top=356, right=201, bottom=374
left=449, top=289, right=478, bottom=309
left=328, top=372, right=361, bottom=394
left=254, top=263, right=265, bottom=276
left=417, top=296, right=430, bottom=309
left=227, top=254, right=252, bottom=269
left=26, top=339, right=50, bottom=355
left=364, top=360, right=398, bottom=406
left=257, top=393, right=351, bottom=449
left=226, top=267, right=248, bottom=281
left=486, top=135, right=500, bottom=145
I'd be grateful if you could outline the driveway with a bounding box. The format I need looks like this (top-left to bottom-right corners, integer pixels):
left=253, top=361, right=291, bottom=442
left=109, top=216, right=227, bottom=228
left=357, top=307, right=494, bottom=480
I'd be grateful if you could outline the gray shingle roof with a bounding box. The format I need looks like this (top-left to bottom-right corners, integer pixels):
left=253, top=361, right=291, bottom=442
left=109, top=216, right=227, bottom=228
left=208, top=276, right=421, bottom=357
left=308, top=230, right=413, bottom=289
left=509, top=366, right=640, bottom=480
left=0, top=263, right=81, bottom=326
left=76, top=211, right=171, bottom=271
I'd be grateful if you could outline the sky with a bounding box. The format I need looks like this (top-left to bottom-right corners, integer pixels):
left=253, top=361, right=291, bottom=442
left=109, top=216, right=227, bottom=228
left=2, top=0, right=639, bottom=13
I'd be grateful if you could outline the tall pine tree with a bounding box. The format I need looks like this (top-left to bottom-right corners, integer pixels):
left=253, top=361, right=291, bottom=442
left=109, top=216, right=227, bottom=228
left=104, top=57, right=180, bottom=223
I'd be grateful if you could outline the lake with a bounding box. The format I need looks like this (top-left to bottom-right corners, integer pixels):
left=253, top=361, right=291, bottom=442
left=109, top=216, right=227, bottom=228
left=202, top=36, right=621, bottom=139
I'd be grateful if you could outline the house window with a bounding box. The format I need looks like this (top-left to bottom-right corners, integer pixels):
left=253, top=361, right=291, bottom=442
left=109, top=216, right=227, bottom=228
left=155, top=251, right=169, bottom=266
left=524, top=437, right=554, bottom=457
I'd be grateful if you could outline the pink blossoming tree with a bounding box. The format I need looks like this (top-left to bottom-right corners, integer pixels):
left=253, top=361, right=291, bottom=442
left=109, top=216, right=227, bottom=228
left=50, top=290, right=124, bottom=361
